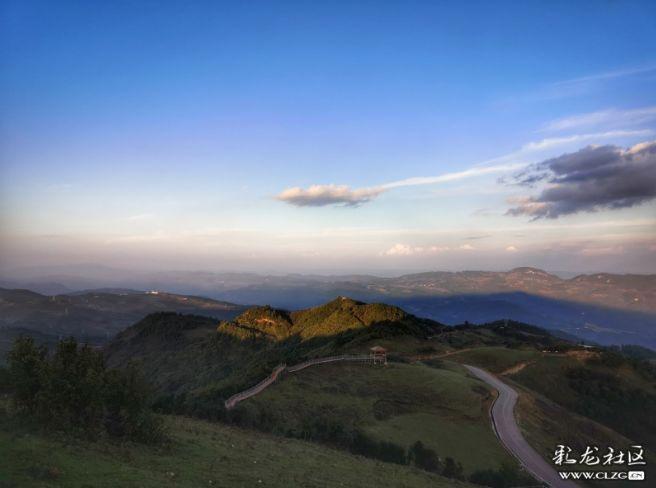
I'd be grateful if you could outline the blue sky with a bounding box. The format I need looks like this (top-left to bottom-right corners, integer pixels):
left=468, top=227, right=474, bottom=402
left=1, top=1, right=656, bottom=275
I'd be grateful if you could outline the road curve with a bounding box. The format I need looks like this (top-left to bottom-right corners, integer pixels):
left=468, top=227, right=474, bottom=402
left=464, top=365, right=579, bottom=488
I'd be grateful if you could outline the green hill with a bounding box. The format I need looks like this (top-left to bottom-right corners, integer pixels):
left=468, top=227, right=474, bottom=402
left=105, top=298, right=445, bottom=398
left=217, top=296, right=440, bottom=341
left=101, top=298, right=656, bottom=486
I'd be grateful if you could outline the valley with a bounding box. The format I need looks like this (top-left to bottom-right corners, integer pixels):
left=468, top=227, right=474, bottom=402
left=2, top=294, right=655, bottom=487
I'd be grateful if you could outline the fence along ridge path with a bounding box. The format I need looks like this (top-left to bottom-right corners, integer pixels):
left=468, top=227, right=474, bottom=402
left=224, top=354, right=373, bottom=409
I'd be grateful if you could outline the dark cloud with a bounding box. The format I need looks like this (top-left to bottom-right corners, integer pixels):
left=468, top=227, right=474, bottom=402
left=507, top=141, right=656, bottom=219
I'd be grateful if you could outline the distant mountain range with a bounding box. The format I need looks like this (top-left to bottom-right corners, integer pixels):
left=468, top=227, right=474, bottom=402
left=2, top=266, right=655, bottom=349
left=5, top=265, right=654, bottom=311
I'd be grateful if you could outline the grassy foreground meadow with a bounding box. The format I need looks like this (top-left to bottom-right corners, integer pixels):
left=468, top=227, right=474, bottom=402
left=233, top=360, right=513, bottom=475
left=0, top=408, right=474, bottom=488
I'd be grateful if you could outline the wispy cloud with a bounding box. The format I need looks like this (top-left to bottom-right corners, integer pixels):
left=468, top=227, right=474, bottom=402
left=542, top=106, right=656, bottom=132
left=552, top=64, right=656, bottom=87
left=380, top=163, right=523, bottom=189
left=499, top=64, right=656, bottom=105
left=277, top=127, right=647, bottom=208
left=276, top=162, right=521, bottom=208
left=521, top=129, right=653, bottom=151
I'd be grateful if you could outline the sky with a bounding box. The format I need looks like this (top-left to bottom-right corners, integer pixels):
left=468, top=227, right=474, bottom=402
left=1, top=0, right=656, bottom=276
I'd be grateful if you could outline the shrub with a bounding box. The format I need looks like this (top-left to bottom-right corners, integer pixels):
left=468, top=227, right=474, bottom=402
left=104, top=364, right=165, bottom=443
left=408, top=441, right=440, bottom=473
left=442, top=456, right=464, bottom=480
left=351, top=431, right=406, bottom=465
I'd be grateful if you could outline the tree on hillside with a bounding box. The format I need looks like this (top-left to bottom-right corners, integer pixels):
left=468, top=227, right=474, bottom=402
left=6, top=336, right=164, bottom=443
left=6, top=336, right=47, bottom=414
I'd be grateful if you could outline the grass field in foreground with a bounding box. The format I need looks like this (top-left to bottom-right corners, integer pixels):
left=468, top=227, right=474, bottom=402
left=240, top=361, right=514, bottom=475
left=0, top=411, right=475, bottom=488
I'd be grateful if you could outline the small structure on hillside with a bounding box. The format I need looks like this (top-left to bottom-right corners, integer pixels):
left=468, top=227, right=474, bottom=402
left=370, top=345, right=387, bottom=365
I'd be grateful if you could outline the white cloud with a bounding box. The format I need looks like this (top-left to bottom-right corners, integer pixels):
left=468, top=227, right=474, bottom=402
left=276, top=184, right=384, bottom=207
left=381, top=243, right=450, bottom=256
left=459, top=244, right=475, bottom=251
left=382, top=244, right=421, bottom=256
left=505, top=245, right=518, bottom=252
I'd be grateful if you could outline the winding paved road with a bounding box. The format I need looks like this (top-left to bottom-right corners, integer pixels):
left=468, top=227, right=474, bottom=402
left=464, top=365, right=579, bottom=488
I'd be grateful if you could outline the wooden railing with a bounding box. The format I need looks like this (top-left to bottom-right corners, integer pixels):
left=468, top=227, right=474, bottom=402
left=287, top=354, right=371, bottom=372
left=224, top=354, right=375, bottom=409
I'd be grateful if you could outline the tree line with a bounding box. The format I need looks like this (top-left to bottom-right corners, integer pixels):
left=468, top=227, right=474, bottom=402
left=4, top=336, right=163, bottom=443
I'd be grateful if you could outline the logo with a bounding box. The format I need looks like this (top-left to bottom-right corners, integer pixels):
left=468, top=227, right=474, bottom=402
left=554, top=445, right=647, bottom=482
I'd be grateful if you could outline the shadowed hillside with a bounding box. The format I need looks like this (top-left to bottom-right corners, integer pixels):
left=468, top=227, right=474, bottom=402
left=0, top=288, right=247, bottom=363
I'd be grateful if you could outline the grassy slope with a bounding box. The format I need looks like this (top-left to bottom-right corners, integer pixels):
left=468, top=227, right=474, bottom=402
left=515, top=389, right=656, bottom=488
left=510, top=352, right=656, bottom=446
left=0, top=412, right=473, bottom=488
left=446, top=346, right=656, bottom=486
left=237, top=361, right=513, bottom=475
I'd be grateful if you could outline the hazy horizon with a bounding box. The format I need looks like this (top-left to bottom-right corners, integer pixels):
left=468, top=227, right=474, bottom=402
left=2, top=2, right=655, bottom=275
left=2, top=261, right=653, bottom=286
